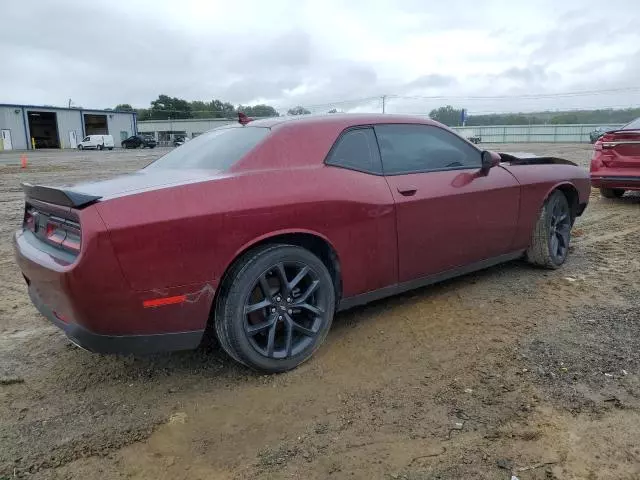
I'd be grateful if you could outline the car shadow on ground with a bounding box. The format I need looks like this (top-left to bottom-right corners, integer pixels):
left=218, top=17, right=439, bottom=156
left=33, top=258, right=532, bottom=391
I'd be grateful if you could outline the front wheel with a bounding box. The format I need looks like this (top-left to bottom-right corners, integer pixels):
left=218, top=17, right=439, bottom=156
left=526, top=190, right=572, bottom=269
left=77, top=145, right=83, bottom=150
left=600, top=188, right=625, bottom=199
left=215, top=244, right=336, bottom=373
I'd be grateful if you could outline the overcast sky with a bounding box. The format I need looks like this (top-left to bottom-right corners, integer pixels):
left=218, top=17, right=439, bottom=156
left=2, top=0, right=639, bottom=114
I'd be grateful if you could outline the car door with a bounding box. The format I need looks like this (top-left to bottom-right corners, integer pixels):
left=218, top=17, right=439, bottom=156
left=375, top=124, right=520, bottom=283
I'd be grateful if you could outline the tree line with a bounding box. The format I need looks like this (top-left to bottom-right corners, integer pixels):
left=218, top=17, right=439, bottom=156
left=112, top=96, right=639, bottom=125
left=428, top=105, right=640, bottom=127
left=113, top=95, right=314, bottom=120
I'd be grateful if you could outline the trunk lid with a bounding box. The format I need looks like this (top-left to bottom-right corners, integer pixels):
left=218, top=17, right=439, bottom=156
left=23, top=169, right=224, bottom=206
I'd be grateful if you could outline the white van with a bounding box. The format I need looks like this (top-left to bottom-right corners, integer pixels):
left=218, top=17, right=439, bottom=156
left=77, top=135, right=114, bottom=150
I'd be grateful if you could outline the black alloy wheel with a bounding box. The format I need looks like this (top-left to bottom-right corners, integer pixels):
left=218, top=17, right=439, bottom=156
left=526, top=190, right=573, bottom=269
left=548, top=193, right=571, bottom=264
left=215, top=244, right=335, bottom=372
left=243, top=262, right=328, bottom=359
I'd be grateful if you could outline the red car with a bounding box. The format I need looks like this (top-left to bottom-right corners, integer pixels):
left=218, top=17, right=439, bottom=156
left=14, top=114, right=590, bottom=372
left=590, top=117, right=640, bottom=198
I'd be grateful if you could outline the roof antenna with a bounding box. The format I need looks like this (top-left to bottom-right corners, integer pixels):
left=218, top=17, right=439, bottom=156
left=238, top=112, right=253, bottom=126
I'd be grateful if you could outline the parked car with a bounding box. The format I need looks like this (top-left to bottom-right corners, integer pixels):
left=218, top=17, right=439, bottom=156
left=78, top=135, right=114, bottom=151
left=173, top=136, right=188, bottom=147
left=590, top=117, right=640, bottom=198
left=121, top=135, right=157, bottom=149
left=589, top=126, right=608, bottom=144
left=15, top=114, right=590, bottom=373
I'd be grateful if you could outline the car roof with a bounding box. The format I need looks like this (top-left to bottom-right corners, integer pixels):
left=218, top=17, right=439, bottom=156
left=248, top=113, right=441, bottom=129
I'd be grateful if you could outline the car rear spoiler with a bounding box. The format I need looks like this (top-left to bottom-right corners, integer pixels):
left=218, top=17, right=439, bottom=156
left=21, top=183, right=102, bottom=208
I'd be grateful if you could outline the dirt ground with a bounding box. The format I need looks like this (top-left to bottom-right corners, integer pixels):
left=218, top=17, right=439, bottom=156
left=1, top=144, right=639, bottom=480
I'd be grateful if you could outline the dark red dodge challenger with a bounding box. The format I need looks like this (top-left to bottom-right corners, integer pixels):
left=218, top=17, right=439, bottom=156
left=14, top=114, right=590, bottom=372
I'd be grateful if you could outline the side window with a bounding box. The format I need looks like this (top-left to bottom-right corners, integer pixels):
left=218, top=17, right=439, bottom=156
left=374, top=124, right=481, bottom=175
left=326, top=127, right=382, bottom=174
left=83, top=137, right=90, bottom=142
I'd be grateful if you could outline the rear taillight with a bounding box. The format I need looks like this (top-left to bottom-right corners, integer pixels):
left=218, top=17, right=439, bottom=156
left=47, top=218, right=81, bottom=253
left=24, top=209, right=36, bottom=232
left=23, top=205, right=81, bottom=254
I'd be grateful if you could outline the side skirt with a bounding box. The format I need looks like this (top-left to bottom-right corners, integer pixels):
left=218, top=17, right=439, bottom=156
left=338, top=250, right=525, bottom=311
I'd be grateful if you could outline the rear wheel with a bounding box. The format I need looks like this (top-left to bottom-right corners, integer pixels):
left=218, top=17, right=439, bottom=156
left=600, top=188, right=625, bottom=198
left=215, top=244, right=335, bottom=373
left=526, top=190, right=572, bottom=269
left=98, top=144, right=104, bottom=151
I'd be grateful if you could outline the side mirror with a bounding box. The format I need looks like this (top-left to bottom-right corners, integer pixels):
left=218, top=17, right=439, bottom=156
left=481, top=151, right=500, bottom=174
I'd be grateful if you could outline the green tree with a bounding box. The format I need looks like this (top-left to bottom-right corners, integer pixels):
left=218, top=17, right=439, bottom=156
left=287, top=106, right=311, bottom=116
left=114, top=103, right=134, bottom=112
left=239, top=104, right=279, bottom=117
left=149, top=94, right=192, bottom=119
left=189, top=99, right=236, bottom=118
left=136, top=108, right=151, bottom=121
left=428, top=105, right=463, bottom=126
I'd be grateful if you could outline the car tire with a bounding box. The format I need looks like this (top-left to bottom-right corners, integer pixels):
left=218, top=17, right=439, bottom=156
left=214, top=244, right=336, bottom=373
left=77, top=145, right=83, bottom=150
left=526, top=190, right=572, bottom=269
left=108, top=147, right=113, bottom=150
left=600, top=188, right=625, bottom=199
left=98, top=144, right=104, bottom=151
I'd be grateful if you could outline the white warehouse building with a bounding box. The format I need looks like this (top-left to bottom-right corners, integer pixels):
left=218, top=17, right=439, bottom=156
left=137, top=118, right=236, bottom=146
left=0, top=104, right=137, bottom=151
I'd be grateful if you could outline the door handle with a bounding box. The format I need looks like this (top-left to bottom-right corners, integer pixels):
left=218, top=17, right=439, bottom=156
left=397, top=186, right=417, bottom=196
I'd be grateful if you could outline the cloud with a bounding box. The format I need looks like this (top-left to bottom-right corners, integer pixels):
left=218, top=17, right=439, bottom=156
left=405, top=74, right=458, bottom=90
left=0, top=0, right=639, bottom=114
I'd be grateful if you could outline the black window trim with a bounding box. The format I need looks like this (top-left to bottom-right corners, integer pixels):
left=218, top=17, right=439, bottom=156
left=374, top=123, right=483, bottom=176
left=323, top=125, right=384, bottom=176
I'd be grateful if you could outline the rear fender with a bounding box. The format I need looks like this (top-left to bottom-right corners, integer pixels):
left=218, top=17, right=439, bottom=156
left=222, top=228, right=340, bottom=278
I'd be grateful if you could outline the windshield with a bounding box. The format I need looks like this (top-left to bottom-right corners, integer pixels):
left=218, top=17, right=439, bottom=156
left=145, top=126, right=270, bottom=171
left=622, top=117, right=640, bottom=130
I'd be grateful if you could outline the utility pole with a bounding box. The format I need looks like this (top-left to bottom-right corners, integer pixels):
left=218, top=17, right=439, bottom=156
left=382, top=95, right=387, bottom=114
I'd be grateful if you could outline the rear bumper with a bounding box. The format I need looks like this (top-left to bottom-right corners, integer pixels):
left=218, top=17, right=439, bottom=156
left=14, top=226, right=209, bottom=354
left=29, top=287, right=203, bottom=354
left=591, top=175, right=640, bottom=190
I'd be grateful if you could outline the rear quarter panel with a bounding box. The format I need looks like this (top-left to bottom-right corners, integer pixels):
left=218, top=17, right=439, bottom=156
left=96, top=165, right=397, bottom=300
left=502, top=164, right=590, bottom=249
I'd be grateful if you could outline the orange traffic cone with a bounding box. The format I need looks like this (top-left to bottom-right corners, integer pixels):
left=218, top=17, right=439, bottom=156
left=20, top=154, right=27, bottom=169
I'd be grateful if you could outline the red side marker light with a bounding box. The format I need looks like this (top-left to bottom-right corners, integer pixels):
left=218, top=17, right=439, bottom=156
left=238, top=112, right=253, bottom=126
left=143, top=295, right=187, bottom=308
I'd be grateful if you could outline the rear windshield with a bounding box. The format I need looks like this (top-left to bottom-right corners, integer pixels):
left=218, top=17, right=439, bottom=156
left=622, top=117, right=640, bottom=130
left=145, top=126, right=270, bottom=171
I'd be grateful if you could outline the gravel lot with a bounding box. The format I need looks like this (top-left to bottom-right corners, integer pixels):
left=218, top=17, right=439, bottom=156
left=1, top=144, right=640, bottom=479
